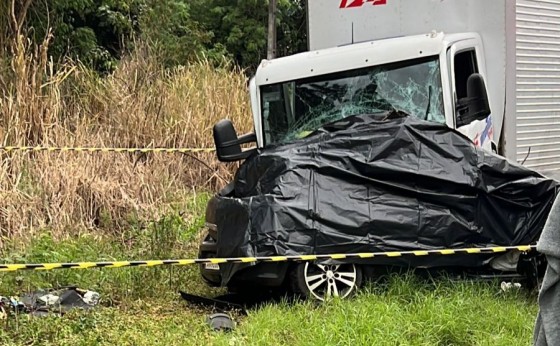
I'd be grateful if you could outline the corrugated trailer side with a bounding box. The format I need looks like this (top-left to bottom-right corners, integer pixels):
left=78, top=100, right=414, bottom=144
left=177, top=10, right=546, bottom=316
left=516, top=0, right=560, bottom=172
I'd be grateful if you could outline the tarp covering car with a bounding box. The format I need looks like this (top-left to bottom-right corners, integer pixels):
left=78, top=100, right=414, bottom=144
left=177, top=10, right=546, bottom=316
left=214, top=111, right=559, bottom=285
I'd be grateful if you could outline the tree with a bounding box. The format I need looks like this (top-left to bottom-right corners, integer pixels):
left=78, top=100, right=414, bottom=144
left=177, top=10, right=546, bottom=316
left=139, top=0, right=210, bottom=66
left=3, top=0, right=307, bottom=71
left=276, top=0, right=307, bottom=58
left=190, top=0, right=268, bottom=69
left=267, top=0, right=277, bottom=59
left=21, top=0, right=145, bottom=71
left=191, top=0, right=307, bottom=70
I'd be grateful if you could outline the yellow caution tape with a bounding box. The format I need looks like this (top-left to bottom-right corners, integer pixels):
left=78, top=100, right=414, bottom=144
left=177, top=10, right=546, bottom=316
left=0, top=245, right=536, bottom=272
left=0, top=146, right=215, bottom=154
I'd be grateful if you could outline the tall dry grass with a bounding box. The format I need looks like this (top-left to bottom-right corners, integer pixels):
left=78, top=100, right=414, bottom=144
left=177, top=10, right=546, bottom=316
left=0, top=36, right=252, bottom=245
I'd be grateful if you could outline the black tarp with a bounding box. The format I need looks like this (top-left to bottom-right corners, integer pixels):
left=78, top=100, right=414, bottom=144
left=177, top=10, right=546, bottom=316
left=214, top=112, right=559, bottom=285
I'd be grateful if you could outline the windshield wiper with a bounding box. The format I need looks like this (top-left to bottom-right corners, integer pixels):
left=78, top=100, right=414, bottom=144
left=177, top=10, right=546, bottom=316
left=424, top=85, right=433, bottom=120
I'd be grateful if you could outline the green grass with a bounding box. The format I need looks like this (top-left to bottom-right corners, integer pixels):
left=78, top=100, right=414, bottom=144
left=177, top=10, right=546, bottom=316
left=224, top=278, right=537, bottom=346
left=0, top=193, right=539, bottom=345
left=0, top=193, right=216, bottom=301
left=0, top=277, right=538, bottom=346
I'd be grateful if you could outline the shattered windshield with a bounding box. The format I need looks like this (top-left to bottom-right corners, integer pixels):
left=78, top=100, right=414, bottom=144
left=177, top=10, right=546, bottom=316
left=261, top=56, right=444, bottom=146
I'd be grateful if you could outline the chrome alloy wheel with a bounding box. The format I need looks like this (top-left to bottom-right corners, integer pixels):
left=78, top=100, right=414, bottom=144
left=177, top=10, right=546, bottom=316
left=302, top=262, right=360, bottom=301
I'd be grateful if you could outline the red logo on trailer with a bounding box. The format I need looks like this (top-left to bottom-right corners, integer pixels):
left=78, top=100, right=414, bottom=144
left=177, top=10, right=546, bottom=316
left=340, top=0, right=387, bottom=8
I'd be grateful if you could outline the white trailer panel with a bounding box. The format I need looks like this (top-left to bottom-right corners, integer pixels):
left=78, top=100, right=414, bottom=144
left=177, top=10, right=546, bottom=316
left=516, top=0, right=560, bottom=172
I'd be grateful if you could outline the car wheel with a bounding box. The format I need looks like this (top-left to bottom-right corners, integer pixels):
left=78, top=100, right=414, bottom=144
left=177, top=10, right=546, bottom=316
left=291, top=262, right=362, bottom=301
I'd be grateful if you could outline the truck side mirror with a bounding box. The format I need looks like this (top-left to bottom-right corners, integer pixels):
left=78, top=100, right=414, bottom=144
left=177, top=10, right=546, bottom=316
left=456, top=73, right=491, bottom=127
left=213, top=119, right=257, bottom=162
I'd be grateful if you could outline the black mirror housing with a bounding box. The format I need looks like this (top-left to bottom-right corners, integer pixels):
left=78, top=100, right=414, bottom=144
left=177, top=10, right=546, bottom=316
left=213, top=119, right=257, bottom=162
left=456, top=73, right=491, bottom=127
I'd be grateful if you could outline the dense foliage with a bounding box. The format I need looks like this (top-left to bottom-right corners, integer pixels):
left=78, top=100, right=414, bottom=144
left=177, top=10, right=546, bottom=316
left=191, top=0, right=307, bottom=69
left=2, top=0, right=307, bottom=71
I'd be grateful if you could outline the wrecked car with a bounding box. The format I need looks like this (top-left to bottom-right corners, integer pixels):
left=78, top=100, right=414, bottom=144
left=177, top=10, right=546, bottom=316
left=198, top=110, right=558, bottom=300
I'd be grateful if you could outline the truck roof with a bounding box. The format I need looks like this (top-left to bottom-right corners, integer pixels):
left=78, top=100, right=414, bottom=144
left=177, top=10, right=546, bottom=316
left=255, top=32, right=445, bottom=86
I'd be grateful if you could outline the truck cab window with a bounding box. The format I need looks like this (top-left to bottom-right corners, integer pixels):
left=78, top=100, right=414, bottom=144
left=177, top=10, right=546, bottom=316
left=454, top=50, right=479, bottom=100
left=261, top=56, right=445, bottom=146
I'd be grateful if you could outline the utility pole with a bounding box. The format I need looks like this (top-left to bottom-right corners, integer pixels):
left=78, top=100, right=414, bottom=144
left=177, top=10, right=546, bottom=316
left=267, top=0, right=277, bottom=60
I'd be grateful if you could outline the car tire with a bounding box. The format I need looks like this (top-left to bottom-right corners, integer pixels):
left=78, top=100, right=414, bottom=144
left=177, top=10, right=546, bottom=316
left=291, top=262, right=362, bottom=301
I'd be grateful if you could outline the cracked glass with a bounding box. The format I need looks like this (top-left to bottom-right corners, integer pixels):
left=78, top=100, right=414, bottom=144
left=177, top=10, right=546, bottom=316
left=261, top=56, right=444, bottom=146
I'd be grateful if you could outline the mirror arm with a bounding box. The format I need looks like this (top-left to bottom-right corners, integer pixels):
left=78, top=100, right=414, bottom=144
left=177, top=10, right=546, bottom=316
left=237, top=133, right=257, bottom=145
left=216, top=133, right=256, bottom=149
left=218, top=148, right=258, bottom=162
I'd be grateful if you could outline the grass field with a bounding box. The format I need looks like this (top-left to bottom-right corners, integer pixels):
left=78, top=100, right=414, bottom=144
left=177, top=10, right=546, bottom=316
left=0, top=195, right=539, bottom=346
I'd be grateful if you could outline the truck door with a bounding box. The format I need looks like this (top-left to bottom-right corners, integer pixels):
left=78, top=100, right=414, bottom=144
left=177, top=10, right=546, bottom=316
left=448, top=39, right=494, bottom=152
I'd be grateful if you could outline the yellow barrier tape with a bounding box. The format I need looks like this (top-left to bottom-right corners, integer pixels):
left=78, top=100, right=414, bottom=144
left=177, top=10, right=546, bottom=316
left=300, top=255, right=318, bottom=261
left=0, top=245, right=536, bottom=272
left=0, top=146, right=215, bottom=154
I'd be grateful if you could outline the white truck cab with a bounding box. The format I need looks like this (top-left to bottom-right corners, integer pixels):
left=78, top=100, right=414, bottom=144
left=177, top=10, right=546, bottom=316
left=250, top=31, right=494, bottom=152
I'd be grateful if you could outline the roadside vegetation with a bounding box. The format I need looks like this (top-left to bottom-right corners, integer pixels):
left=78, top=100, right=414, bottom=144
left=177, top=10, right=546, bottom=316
left=0, top=36, right=251, bottom=244
left=0, top=1, right=539, bottom=345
